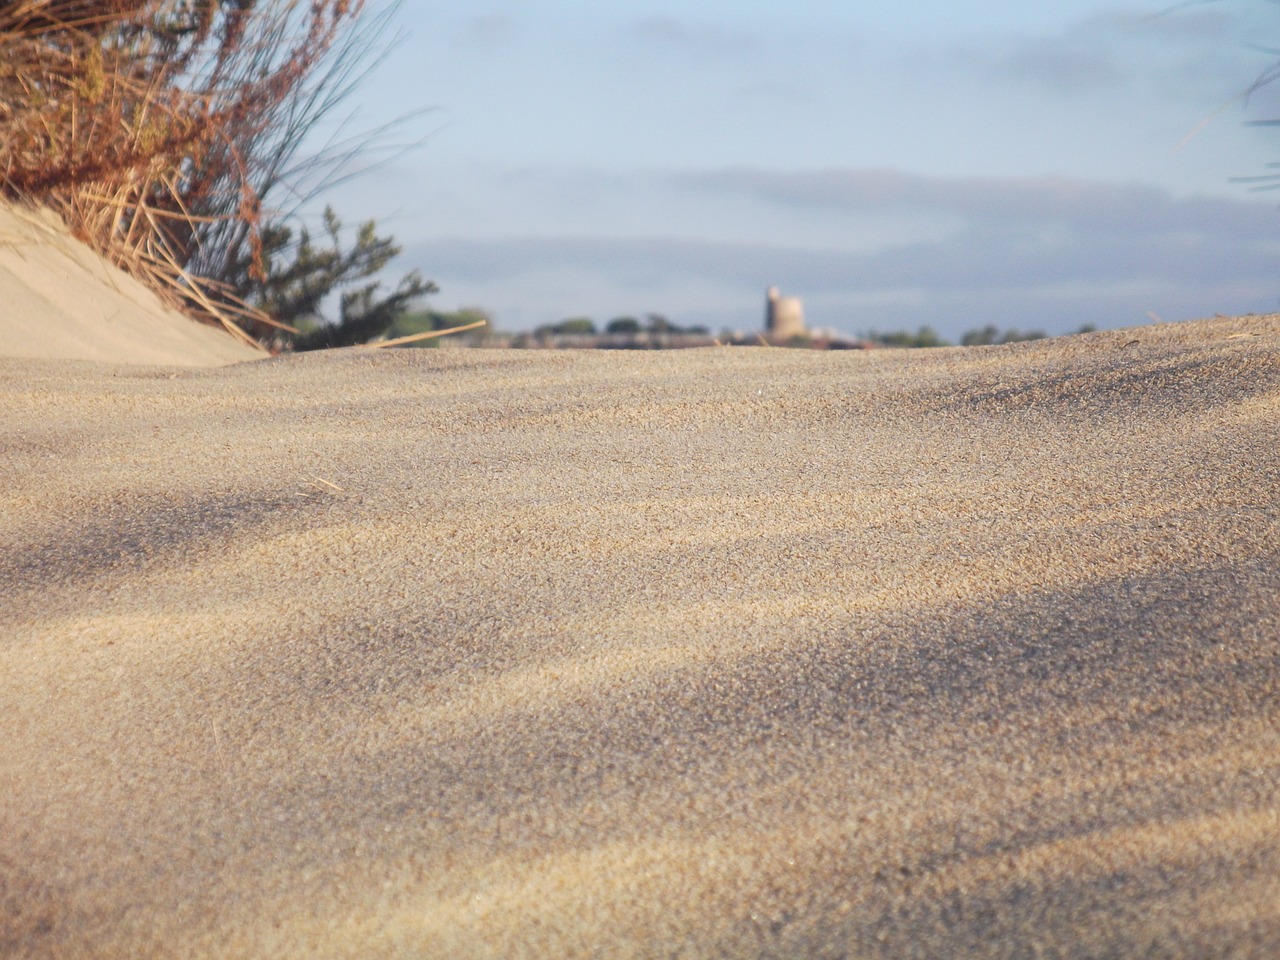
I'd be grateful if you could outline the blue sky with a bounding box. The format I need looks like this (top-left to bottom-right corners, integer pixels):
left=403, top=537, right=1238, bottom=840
left=314, top=1, right=1280, bottom=338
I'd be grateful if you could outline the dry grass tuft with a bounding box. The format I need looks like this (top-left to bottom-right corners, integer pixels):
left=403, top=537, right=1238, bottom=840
left=0, top=0, right=365, bottom=341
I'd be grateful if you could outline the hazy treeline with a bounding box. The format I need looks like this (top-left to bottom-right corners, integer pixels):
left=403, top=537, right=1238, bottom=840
left=865, top=323, right=1098, bottom=349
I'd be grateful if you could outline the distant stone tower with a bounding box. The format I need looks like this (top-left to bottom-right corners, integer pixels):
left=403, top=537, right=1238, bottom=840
left=765, top=286, right=806, bottom=340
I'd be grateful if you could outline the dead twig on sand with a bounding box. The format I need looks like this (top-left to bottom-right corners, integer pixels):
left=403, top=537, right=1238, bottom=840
left=300, top=475, right=344, bottom=494
left=358, top=319, right=487, bottom=349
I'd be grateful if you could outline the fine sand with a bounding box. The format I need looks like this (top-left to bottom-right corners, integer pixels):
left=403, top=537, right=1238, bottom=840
left=2, top=311, right=1278, bottom=958
left=0, top=202, right=265, bottom=367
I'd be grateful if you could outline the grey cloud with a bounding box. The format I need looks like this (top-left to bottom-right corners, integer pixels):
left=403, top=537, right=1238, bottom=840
left=982, top=40, right=1126, bottom=92
left=945, top=6, right=1252, bottom=98
left=728, top=81, right=808, bottom=107
left=401, top=168, right=1280, bottom=336
left=632, top=16, right=757, bottom=56
left=461, top=13, right=515, bottom=46
left=406, top=224, right=1277, bottom=330
left=408, top=236, right=777, bottom=288
left=940, top=20, right=1127, bottom=95
left=1117, top=6, right=1235, bottom=41
left=674, top=167, right=1279, bottom=238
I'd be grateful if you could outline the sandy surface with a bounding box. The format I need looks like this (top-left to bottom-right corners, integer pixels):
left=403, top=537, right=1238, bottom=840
left=2, top=315, right=1279, bottom=958
left=0, top=202, right=265, bottom=367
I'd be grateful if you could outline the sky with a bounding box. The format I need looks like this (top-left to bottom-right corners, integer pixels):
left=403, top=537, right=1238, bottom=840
left=311, top=0, right=1280, bottom=339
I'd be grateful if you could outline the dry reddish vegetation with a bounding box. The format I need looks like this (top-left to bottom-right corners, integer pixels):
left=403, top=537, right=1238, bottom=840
left=0, top=0, right=364, bottom=342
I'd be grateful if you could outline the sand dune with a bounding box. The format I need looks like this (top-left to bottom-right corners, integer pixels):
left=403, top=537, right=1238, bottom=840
left=2, top=285, right=1278, bottom=955
left=2, top=193, right=1280, bottom=957
left=0, top=202, right=264, bottom=367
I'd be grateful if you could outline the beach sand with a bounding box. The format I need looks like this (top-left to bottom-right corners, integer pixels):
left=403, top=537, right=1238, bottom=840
left=2, top=313, right=1278, bottom=958
left=0, top=202, right=264, bottom=368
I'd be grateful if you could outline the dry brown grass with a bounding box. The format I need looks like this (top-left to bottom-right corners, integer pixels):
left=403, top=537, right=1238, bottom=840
left=0, top=0, right=365, bottom=341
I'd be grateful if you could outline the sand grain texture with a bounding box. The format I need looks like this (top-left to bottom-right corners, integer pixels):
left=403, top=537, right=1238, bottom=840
left=2, top=316, right=1279, bottom=958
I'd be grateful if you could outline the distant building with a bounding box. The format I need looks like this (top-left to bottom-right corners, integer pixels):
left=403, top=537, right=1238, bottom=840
left=765, top=286, right=806, bottom=339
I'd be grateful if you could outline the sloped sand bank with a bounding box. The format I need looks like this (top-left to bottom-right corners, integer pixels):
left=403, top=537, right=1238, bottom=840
left=0, top=202, right=264, bottom=367
left=2, top=316, right=1278, bottom=957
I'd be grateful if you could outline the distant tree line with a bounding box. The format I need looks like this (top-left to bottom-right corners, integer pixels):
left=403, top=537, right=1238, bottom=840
left=532, top=314, right=710, bottom=337
left=368, top=314, right=1103, bottom=350
left=863, top=323, right=1097, bottom=349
